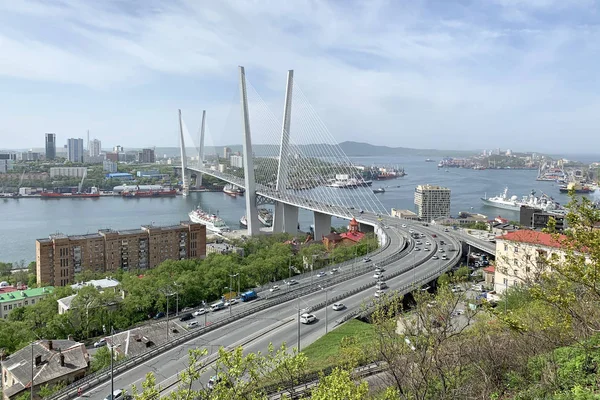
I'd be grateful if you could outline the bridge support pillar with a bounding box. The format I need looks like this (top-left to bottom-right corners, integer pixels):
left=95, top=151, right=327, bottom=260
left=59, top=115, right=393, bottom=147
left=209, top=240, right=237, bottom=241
left=282, top=204, right=299, bottom=234
left=178, top=109, right=190, bottom=196
left=313, top=211, right=331, bottom=241
left=273, top=70, right=294, bottom=234
left=197, top=110, right=206, bottom=187
left=239, top=66, right=260, bottom=235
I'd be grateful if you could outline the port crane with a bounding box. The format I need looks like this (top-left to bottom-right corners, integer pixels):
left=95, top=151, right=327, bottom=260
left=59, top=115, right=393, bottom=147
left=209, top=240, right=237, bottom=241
left=77, top=169, right=87, bottom=193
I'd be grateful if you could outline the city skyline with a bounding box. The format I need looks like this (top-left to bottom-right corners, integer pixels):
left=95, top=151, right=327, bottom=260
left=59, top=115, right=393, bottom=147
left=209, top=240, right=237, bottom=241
left=1, top=1, right=600, bottom=153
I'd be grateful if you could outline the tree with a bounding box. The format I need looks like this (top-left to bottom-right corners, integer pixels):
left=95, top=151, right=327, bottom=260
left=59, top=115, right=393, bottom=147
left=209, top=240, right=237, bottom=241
left=309, top=367, right=369, bottom=400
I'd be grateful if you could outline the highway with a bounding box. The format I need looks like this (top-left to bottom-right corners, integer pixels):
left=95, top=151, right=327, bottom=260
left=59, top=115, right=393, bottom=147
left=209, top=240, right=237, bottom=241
left=80, top=221, right=460, bottom=400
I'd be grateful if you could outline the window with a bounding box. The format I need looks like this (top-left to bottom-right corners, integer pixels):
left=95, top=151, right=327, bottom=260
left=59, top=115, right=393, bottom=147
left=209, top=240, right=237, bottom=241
left=513, top=259, right=518, bottom=266
left=503, top=278, right=508, bottom=285
left=31, top=299, right=35, bottom=304
left=504, top=244, right=508, bottom=251
left=3, top=306, right=6, bottom=311
left=514, top=246, right=519, bottom=253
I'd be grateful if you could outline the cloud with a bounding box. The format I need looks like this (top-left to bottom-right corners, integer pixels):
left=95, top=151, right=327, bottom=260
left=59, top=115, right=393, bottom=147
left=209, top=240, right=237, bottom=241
left=0, top=0, right=599, bottom=152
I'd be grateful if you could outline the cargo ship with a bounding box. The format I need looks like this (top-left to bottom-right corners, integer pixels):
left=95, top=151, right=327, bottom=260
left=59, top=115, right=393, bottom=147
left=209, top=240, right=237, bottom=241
left=223, top=184, right=245, bottom=196
left=559, top=183, right=594, bottom=194
left=41, top=187, right=100, bottom=199
left=188, top=207, right=230, bottom=234
left=121, top=187, right=177, bottom=198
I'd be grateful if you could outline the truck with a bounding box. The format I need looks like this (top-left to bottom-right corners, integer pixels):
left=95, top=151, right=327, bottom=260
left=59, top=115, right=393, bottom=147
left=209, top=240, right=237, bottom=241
left=240, top=290, right=258, bottom=302
left=210, top=301, right=226, bottom=312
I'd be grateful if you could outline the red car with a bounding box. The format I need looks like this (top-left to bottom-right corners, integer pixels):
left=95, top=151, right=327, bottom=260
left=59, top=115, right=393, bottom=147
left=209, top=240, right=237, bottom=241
left=432, top=234, right=437, bottom=238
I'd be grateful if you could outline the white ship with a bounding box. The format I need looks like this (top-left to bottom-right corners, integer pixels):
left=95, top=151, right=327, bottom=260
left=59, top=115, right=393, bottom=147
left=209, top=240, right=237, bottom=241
left=258, top=208, right=273, bottom=227
left=481, top=188, right=563, bottom=212
left=240, top=215, right=247, bottom=227
left=188, top=207, right=230, bottom=233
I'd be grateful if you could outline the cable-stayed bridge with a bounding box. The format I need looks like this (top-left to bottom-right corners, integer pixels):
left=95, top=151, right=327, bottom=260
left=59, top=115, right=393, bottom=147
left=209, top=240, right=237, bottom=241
left=178, top=67, right=388, bottom=240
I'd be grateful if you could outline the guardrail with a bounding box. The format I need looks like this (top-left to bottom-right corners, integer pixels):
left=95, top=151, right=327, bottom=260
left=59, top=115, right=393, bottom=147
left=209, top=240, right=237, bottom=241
left=48, top=231, right=408, bottom=400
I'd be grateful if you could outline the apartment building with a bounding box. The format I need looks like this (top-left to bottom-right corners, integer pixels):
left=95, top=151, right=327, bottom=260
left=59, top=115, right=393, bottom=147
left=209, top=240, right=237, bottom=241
left=494, top=230, right=567, bottom=294
left=49, top=167, right=87, bottom=178
left=36, top=222, right=206, bottom=287
left=0, top=287, right=54, bottom=319
left=414, top=184, right=451, bottom=222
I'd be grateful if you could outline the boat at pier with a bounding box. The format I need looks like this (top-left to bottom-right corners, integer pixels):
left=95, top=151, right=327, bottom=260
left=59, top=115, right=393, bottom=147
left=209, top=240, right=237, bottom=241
left=559, top=183, right=594, bottom=194
left=240, top=215, right=247, bottom=227
left=41, top=187, right=100, bottom=199
left=121, top=187, right=177, bottom=198
left=223, top=184, right=245, bottom=196
left=258, top=208, right=273, bottom=227
left=481, top=188, right=563, bottom=212
left=188, top=207, right=230, bottom=233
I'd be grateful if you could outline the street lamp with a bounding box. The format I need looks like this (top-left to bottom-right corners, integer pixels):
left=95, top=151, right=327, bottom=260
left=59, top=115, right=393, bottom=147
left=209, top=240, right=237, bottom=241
left=319, top=286, right=334, bottom=334
left=109, top=327, right=122, bottom=400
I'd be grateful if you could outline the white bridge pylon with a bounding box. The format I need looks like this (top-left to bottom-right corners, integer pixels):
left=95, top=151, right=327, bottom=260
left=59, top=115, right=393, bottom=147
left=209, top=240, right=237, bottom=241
left=179, top=66, right=388, bottom=238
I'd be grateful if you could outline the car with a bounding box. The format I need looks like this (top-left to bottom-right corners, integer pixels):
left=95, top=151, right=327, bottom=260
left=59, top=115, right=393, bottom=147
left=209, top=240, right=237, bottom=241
left=402, top=224, right=407, bottom=228
left=363, top=257, right=371, bottom=263
left=374, top=289, right=385, bottom=297
left=439, top=248, right=445, bottom=252
left=425, top=241, right=431, bottom=245
left=270, top=285, right=280, bottom=292
left=424, top=247, right=430, bottom=251
left=187, top=321, right=200, bottom=329
left=444, top=228, right=449, bottom=232
left=330, top=268, right=338, bottom=275
left=427, top=301, right=437, bottom=308
left=300, top=313, right=316, bottom=324
left=375, top=267, right=384, bottom=273
left=416, top=241, right=422, bottom=245
left=286, top=279, right=298, bottom=286
left=193, top=308, right=207, bottom=316
left=451, top=285, right=464, bottom=293
left=104, top=389, right=124, bottom=400
left=442, top=255, right=448, bottom=260
left=373, top=272, right=383, bottom=279
left=414, top=247, right=421, bottom=251
left=181, top=307, right=193, bottom=313
left=94, top=338, right=107, bottom=348
left=317, top=271, right=326, bottom=277
left=359, top=209, right=364, bottom=214
left=409, top=229, right=414, bottom=233
left=332, top=303, right=345, bottom=311
left=179, top=313, right=193, bottom=322
left=153, top=312, right=165, bottom=320
left=471, top=284, right=484, bottom=292
left=451, top=309, right=465, bottom=317
left=228, top=298, right=238, bottom=305
left=432, top=234, right=437, bottom=238
left=207, top=375, right=222, bottom=390
left=432, top=255, right=439, bottom=259
left=376, top=281, right=388, bottom=289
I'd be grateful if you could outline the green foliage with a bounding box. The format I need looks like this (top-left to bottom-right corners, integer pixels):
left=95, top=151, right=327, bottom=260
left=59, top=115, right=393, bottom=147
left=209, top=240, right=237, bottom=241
left=454, top=265, right=470, bottom=281
left=308, top=367, right=369, bottom=400
left=90, top=346, right=124, bottom=373
left=37, top=382, right=65, bottom=398
left=463, top=221, right=489, bottom=231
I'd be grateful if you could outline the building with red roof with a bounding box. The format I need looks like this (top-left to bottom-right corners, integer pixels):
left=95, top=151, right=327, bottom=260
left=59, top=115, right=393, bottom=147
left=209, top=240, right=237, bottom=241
left=322, top=218, right=365, bottom=250
left=494, top=230, right=569, bottom=293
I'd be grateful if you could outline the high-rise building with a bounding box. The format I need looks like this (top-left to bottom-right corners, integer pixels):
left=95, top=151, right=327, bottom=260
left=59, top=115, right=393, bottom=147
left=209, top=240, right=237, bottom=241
left=89, top=139, right=102, bottom=157
left=0, top=153, right=16, bottom=174
left=67, top=138, right=84, bottom=163
left=113, top=145, right=124, bottom=153
left=223, top=147, right=231, bottom=160
left=230, top=154, right=243, bottom=168
left=137, top=148, right=155, bottom=163
left=414, top=184, right=451, bottom=222
left=45, top=133, right=56, bottom=160
left=36, top=222, right=206, bottom=287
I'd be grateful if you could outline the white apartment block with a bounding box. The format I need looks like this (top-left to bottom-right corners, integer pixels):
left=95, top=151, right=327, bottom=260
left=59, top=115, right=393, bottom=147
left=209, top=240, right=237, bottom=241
left=230, top=155, right=243, bottom=168
left=414, top=184, right=451, bottom=222
left=494, top=230, right=567, bottom=294
left=49, top=167, right=88, bottom=178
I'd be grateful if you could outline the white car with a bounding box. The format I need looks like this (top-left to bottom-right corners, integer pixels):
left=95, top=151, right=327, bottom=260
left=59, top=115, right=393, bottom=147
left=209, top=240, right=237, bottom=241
left=409, top=229, right=414, bottom=233
left=402, top=224, right=407, bottom=228
left=373, top=272, right=383, bottom=279
left=439, top=248, right=445, bottom=253
left=94, top=338, right=107, bottom=348
left=330, top=268, right=338, bottom=275
left=376, top=281, right=388, bottom=289
left=374, top=289, right=385, bottom=297
left=207, top=376, right=221, bottom=390
left=471, top=284, right=484, bottom=292
left=332, top=303, right=345, bottom=311
left=270, top=285, right=280, bottom=292
left=300, top=313, right=316, bottom=324
left=375, top=267, right=384, bottom=273
left=451, top=309, right=465, bottom=317
left=363, top=257, right=371, bottom=263
left=229, top=298, right=238, bottom=305
left=414, top=248, right=421, bottom=251
left=424, top=247, right=430, bottom=251
left=193, top=308, right=207, bottom=316
left=451, top=285, right=464, bottom=293
left=425, top=241, right=431, bottom=245
left=317, top=271, right=326, bottom=277
left=432, top=255, right=439, bottom=259
left=442, top=255, right=448, bottom=260
left=416, top=241, right=422, bottom=245
left=286, top=279, right=298, bottom=286
left=104, top=390, right=123, bottom=400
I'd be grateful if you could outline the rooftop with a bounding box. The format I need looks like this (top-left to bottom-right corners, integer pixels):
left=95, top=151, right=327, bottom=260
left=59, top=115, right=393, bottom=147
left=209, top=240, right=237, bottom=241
left=416, top=184, right=450, bottom=191
left=497, top=230, right=567, bottom=249
left=2, top=340, right=88, bottom=398
left=0, top=287, right=53, bottom=303
left=71, top=278, right=119, bottom=291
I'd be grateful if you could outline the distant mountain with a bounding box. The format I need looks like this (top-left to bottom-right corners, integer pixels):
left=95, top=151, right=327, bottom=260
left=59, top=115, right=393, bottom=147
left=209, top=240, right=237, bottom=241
left=151, top=142, right=477, bottom=159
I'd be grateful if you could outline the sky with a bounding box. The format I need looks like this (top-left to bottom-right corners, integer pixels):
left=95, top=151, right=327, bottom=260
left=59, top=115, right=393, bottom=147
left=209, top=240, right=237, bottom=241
left=1, top=0, right=599, bottom=153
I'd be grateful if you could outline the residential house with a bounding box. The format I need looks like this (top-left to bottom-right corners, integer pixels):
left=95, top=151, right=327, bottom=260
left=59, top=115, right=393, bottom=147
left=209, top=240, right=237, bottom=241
left=0, top=287, right=54, bottom=320
left=1, top=339, right=88, bottom=400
